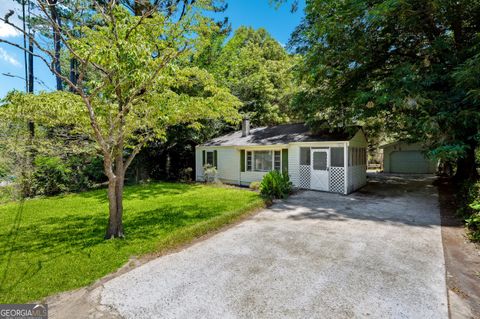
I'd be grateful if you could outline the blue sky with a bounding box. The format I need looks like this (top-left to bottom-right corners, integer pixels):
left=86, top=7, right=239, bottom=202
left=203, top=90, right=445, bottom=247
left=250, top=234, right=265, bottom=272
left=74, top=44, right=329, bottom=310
left=0, top=0, right=304, bottom=98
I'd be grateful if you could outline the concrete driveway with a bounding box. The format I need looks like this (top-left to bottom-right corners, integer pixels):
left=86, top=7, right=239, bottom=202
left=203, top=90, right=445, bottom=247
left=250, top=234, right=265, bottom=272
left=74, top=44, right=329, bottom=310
left=98, top=174, right=448, bottom=319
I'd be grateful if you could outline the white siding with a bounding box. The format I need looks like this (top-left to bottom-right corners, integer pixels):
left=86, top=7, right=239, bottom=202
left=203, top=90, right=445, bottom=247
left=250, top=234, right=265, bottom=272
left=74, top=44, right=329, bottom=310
left=195, top=147, right=204, bottom=181
left=344, top=130, right=368, bottom=193
left=288, top=145, right=300, bottom=187
left=195, top=128, right=367, bottom=193
left=239, top=171, right=268, bottom=186
left=196, top=147, right=240, bottom=184
left=349, top=129, right=368, bottom=147
left=217, top=148, right=240, bottom=184
left=348, top=165, right=367, bottom=193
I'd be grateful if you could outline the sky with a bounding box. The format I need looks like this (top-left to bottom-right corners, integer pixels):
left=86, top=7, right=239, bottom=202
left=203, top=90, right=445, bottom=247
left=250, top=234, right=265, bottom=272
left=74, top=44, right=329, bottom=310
left=0, top=0, right=305, bottom=98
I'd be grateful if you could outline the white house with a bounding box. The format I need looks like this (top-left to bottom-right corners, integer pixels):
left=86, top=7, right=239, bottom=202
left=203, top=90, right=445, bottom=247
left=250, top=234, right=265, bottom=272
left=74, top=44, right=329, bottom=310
left=195, top=120, right=368, bottom=194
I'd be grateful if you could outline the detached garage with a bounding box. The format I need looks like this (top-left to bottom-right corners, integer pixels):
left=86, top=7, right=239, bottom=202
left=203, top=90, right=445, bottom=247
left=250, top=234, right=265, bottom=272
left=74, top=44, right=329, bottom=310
left=381, top=142, right=437, bottom=174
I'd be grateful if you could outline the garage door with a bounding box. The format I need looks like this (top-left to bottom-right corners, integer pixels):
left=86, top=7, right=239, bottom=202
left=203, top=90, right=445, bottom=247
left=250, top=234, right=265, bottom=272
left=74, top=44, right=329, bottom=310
left=390, top=151, right=432, bottom=174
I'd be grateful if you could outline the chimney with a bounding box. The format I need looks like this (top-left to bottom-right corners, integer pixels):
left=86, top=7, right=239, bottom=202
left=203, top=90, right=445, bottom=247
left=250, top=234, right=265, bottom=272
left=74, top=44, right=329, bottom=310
left=241, top=118, right=250, bottom=137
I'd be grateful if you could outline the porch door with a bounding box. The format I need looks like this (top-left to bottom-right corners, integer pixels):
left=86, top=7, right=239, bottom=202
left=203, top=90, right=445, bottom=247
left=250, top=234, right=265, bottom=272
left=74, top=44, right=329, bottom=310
left=310, top=149, right=329, bottom=191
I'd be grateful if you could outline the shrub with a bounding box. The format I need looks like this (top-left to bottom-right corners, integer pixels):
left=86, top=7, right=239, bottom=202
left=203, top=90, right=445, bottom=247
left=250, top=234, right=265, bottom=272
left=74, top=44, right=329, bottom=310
left=32, top=156, right=71, bottom=196
left=249, top=181, right=261, bottom=191
left=179, top=167, right=193, bottom=182
left=466, top=182, right=480, bottom=241
left=457, top=180, right=480, bottom=242
left=0, top=185, right=15, bottom=204
left=203, top=164, right=217, bottom=183
left=259, top=170, right=292, bottom=200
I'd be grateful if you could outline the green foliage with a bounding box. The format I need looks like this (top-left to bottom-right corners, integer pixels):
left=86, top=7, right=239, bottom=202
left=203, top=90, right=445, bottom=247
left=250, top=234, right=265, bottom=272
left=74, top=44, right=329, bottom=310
left=0, top=186, right=15, bottom=204
left=32, top=156, right=71, bottom=196
left=456, top=180, right=480, bottom=241
left=0, top=115, right=103, bottom=198
left=428, top=144, right=468, bottom=162
left=0, top=182, right=264, bottom=303
left=290, top=0, right=480, bottom=167
left=210, top=26, right=299, bottom=126
left=259, top=170, right=292, bottom=199
left=1, top=3, right=241, bottom=179
left=0, top=162, right=8, bottom=179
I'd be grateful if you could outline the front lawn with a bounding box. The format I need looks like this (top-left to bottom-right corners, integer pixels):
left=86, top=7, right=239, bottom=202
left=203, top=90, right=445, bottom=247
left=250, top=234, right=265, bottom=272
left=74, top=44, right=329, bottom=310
left=0, top=182, right=264, bottom=303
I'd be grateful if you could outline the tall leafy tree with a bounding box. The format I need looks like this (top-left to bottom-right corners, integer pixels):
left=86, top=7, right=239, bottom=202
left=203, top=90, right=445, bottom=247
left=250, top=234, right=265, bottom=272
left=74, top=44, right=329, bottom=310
left=212, top=26, right=298, bottom=126
left=1, top=1, right=240, bottom=238
left=289, top=0, right=480, bottom=179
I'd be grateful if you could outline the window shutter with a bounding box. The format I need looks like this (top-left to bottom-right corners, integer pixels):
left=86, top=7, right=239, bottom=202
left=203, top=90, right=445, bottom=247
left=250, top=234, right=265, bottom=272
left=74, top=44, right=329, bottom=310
left=282, top=149, right=288, bottom=173
left=240, top=150, right=245, bottom=172
left=202, top=150, right=205, bottom=166
left=214, top=150, right=218, bottom=168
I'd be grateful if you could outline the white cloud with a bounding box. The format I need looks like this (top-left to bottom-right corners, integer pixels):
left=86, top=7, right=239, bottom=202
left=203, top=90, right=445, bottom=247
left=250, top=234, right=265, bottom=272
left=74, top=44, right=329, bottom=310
left=0, top=23, right=21, bottom=37
left=0, top=47, right=20, bottom=66
left=0, top=1, right=22, bottom=38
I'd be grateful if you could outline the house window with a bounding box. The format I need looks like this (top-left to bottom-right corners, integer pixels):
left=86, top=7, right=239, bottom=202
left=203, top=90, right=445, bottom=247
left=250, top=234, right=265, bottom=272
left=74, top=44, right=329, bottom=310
left=274, top=151, right=281, bottom=171
left=246, top=151, right=252, bottom=171
left=244, top=150, right=282, bottom=172
left=254, top=151, right=273, bottom=172
left=206, top=151, right=214, bottom=166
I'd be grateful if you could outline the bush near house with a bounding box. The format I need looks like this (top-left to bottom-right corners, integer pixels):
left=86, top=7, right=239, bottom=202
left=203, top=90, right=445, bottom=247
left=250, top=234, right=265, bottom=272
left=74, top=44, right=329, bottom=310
left=259, top=170, right=292, bottom=200
left=203, top=164, right=217, bottom=183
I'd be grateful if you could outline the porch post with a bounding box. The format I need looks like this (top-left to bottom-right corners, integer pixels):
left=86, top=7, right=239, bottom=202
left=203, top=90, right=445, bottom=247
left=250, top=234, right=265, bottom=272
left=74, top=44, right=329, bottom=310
left=344, top=142, right=348, bottom=195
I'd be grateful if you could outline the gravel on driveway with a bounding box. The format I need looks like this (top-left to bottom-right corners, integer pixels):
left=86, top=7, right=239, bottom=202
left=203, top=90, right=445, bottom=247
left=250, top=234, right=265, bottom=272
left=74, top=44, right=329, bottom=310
left=96, top=174, right=448, bottom=319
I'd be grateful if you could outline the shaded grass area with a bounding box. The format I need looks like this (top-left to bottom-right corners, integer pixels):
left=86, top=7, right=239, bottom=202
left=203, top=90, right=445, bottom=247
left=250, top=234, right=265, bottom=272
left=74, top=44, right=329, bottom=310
left=0, top=182, right=264, bottom=303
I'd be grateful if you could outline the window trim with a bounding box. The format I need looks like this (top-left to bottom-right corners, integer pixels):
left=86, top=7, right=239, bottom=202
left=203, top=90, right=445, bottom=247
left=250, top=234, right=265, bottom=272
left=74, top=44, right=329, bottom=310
left=244, top=149, right=283, bottom=173
left=205, top=150, right=215, bottom=166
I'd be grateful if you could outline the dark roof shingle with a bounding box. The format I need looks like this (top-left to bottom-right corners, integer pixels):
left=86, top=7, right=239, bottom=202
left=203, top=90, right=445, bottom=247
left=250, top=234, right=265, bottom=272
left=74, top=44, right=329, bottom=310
left=201, top=123, right=360, bottom=147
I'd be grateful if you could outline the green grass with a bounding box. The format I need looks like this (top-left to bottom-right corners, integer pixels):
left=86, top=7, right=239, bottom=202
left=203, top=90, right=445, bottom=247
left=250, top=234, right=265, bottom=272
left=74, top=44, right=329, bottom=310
left=0, top=186, right=15, bottom=204
left=0, top=182, right=264, bottom=303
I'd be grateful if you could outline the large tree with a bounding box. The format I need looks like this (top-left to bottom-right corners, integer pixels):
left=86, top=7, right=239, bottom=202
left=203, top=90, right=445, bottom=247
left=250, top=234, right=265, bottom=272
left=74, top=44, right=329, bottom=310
left=212, top=26, right=298, bottom=126
left=289, top=0, right=480, bottom=179
left=0, top=0, right=240, bottom=238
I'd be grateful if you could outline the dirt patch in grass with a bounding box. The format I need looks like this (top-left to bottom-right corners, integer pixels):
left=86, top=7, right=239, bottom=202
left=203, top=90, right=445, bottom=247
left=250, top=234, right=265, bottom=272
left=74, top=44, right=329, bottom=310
left=436, top=177, right=480, bottom=318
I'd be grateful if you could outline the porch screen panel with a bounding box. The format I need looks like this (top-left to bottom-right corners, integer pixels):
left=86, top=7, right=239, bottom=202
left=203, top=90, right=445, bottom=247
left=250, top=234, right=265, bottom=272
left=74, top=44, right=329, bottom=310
left=330, top=147, right=344, bottom=167
left=313, top=152, right=327, bottom=170
left=300, top=147, right=311, bottom=165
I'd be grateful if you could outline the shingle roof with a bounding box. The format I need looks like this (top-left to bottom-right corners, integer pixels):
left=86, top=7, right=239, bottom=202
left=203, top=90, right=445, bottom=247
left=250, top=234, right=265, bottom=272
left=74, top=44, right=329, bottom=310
left=201, top=123, right=360, bottom=147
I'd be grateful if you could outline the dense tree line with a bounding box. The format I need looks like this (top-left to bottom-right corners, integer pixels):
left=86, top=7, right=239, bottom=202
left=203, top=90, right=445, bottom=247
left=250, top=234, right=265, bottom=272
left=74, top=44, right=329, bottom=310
left=285, top=0, right=479, bottom=180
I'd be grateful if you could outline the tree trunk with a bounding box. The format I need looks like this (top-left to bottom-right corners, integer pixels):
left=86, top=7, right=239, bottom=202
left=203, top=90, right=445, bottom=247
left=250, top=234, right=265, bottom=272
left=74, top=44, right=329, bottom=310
left=50, top=2, right=63, bottom=91
left=28, top=29, right=34, bottom=137
left=105, top=177, right=120, bottom=239
left=105, top=143, right=126, bottom=239
left=105, top=174, right=125, bottom=239
left=114, top=150, right=125, bottom=238
left=69, top=58, right=77, bottom=91
left=455, top=143, right=479, bottom=181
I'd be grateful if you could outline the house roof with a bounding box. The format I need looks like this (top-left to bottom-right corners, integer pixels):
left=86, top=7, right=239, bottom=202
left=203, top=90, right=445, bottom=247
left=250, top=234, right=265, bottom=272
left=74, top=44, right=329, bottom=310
left=200, top=123, right=361, bottom=147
